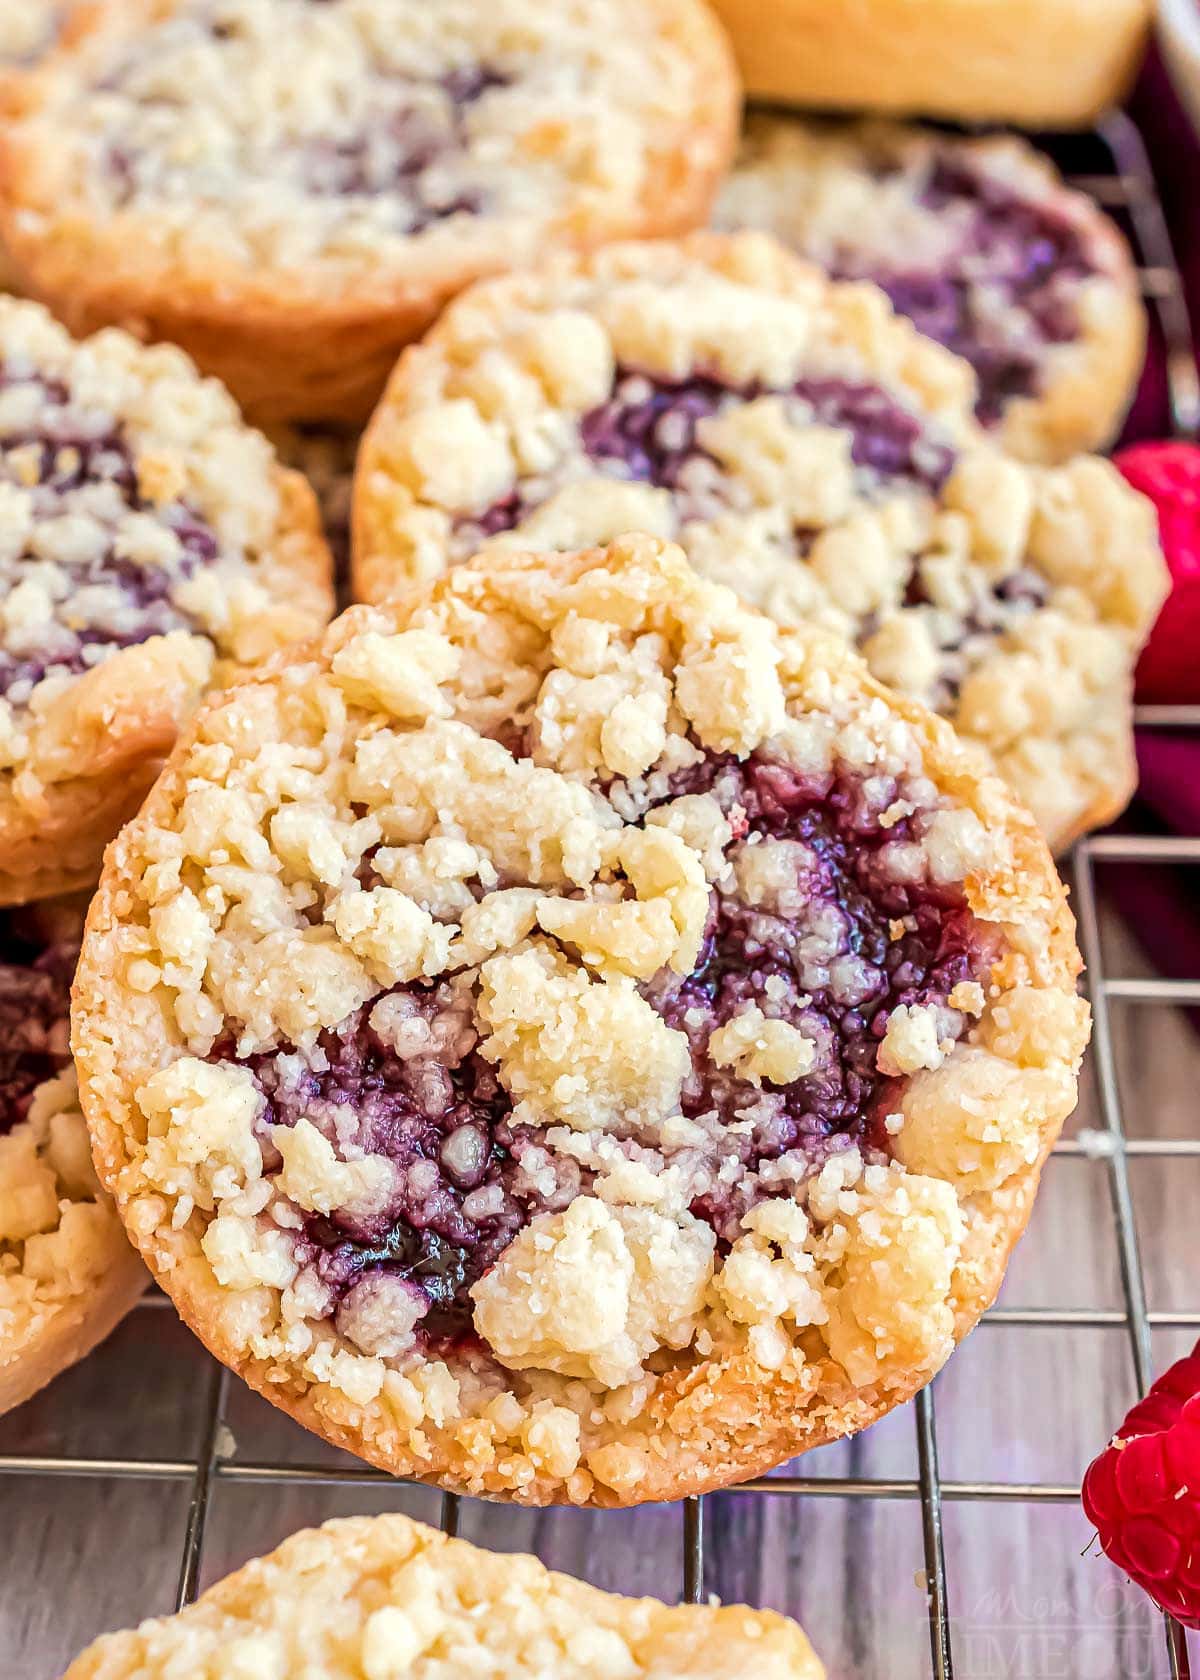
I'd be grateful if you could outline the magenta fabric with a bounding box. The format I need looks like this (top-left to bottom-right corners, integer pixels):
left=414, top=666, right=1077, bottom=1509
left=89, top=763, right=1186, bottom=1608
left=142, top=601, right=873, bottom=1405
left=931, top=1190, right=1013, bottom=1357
left=1092, top=60, right=1199, bottom=990
left=1127, top=51, right=1200, bottom=852
left=1137, top=731, right=1200, bottom=835
left=1106, top=738, right=1200, bottom=997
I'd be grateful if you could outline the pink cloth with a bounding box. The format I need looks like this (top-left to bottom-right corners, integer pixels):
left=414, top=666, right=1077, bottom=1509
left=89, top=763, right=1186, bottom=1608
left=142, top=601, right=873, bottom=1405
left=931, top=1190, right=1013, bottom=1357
left=1137, top=732, right=1200, bottom=835
left=1090, top=65, right=1200, bottom=993
left=1106, top=740, right=1200, bottom=1001
left=1127, top=53, right=1200, bottom=850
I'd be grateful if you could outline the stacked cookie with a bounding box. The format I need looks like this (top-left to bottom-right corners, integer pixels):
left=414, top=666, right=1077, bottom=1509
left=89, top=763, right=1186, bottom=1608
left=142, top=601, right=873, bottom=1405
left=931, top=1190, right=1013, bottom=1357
left=714, top=117, right=1147, bottom=463
left=61, top=1513, right=825, bottom=1679
left=0, top=0, right=738, bottom=423
left=0, top=1, right=1172, bottom=1673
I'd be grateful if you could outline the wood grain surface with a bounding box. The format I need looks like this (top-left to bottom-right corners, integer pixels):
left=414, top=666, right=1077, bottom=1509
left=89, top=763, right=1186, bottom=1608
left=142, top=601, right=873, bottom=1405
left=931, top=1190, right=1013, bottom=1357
left=3, top=896, right=1196, bottom=1680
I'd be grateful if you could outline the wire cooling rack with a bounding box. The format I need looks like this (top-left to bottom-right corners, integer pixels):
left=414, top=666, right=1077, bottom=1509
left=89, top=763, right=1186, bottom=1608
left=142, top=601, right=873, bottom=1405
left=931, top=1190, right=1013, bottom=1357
left=2, top=111, right=1198, bottom=1680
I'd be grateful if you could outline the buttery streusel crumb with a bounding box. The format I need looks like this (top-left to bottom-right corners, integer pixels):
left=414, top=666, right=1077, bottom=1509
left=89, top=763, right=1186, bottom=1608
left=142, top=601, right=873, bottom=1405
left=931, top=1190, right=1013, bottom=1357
left=59, top=1513, right=825, bottom=1679
left=73, top=536, right=1089, bottom=1504
left=0, top=295, right=333, bottom=902
left=0, top=4, right=61, bottom=68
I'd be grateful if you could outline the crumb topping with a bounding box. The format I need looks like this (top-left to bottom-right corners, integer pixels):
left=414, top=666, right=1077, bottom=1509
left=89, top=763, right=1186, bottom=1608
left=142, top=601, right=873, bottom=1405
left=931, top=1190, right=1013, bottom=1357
left=60, top=1513, right=825, bottom=1680
left=715, top=119, right=1123, bottom=429
left=356, top=235, right=1166, bottom=849
left=8, top=0, right=731, bottom=287
left=0, top=296, right=330, bottom=797
left=78, top=537, right=1089, bottom=1499
left=0, top=899, right=139, bottom=1364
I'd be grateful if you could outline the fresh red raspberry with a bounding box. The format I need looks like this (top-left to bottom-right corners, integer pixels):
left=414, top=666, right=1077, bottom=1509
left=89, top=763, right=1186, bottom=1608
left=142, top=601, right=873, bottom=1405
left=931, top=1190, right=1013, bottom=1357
left=1081, top=1340, right=1200, bottom=1628
left=1115, top=441, right=1200, bottom=704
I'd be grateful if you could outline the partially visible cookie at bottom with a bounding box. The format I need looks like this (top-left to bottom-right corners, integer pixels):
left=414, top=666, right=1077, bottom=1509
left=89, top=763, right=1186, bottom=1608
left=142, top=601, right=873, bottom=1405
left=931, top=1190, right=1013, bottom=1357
left=73, top=536, right=1089, bottom=1505
left=60, top=1512, right=825, bottom=1678
left=0, top=893, right=145, bottom=1415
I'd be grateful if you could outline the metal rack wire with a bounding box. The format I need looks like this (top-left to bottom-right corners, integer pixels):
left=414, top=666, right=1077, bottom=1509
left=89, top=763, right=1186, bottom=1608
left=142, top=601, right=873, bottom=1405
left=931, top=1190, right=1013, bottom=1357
left=2, top=111, right=1198, bottom=1680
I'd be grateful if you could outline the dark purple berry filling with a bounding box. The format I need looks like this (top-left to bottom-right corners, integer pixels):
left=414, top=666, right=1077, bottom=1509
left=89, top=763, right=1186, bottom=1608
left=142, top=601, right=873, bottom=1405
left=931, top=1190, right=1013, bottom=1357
left=217, top=750, right=991, bottom=1346
left=0, top=366, right=220, bottom=705
left=836, top=152, right=1098, bottom=426
left=0, top=914, right=74, bottom=1138
left=461, top=367, right=957, bottom=550
left=647, top=754, right=988, bottom=1238
left=579, top=374, right=726, bottom=490
left=238, top=985, right=582, bottom=1337
left=579, top=370, right=957, bottom=496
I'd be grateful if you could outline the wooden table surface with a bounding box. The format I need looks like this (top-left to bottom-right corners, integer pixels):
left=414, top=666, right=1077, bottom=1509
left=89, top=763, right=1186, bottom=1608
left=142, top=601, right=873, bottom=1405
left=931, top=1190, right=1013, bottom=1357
left=4, top=894, right=1197, bottom=1680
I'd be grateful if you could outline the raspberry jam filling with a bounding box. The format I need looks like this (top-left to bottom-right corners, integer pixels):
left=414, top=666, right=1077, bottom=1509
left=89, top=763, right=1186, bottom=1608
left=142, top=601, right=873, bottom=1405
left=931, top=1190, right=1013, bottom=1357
left=220, top=753, right=990, bottom=1349
left=581, top=370, right=957, bottom=495
left=460, top=368, right=958, bottom=549
left=0, top=915, right=73, bottom=1138
left=647, top=753, right=987, bottom=1238
left=838, top=153, right=1097, bottom=426
left=243, top=991, right=581, bottom=1337
left=0, top=367, right=218, bottom=706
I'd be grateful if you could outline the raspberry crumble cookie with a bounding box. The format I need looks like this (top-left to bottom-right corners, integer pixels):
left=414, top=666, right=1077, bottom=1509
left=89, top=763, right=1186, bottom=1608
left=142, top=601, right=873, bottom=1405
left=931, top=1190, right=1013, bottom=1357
left=714, top=118, right=1145, bottom=465
left=0, top=296, right=333, bottom=905
left=73, top=537, right=1089, bottom=1505
left=0, top=893, right=144, bottom=1416
left=0, top=0, right=738, bottom=426
left=61, top=1514, right=824, bottom=1680
left=354, top=234, right=1167, bottom=853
